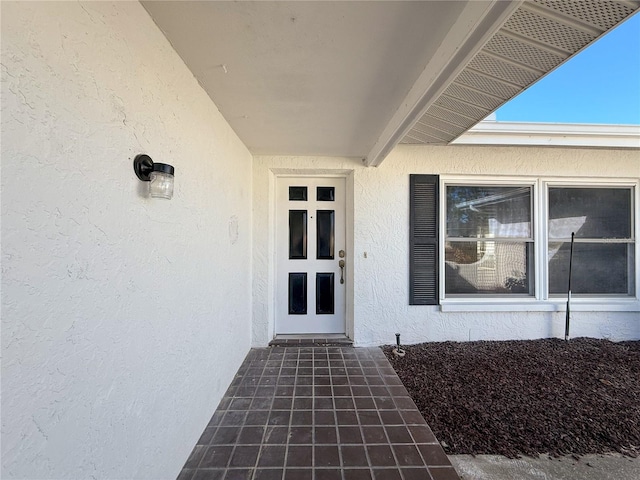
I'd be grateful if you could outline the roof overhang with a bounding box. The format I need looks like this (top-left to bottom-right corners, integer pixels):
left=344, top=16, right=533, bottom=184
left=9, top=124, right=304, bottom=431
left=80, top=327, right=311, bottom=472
left=397, top=1, right=640, bottom=162
left=142, top=1, right=640, bottom=166
left=363, top=0, right=522, bottom=166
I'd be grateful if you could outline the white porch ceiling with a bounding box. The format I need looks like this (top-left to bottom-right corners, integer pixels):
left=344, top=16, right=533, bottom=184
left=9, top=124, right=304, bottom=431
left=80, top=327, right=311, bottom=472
left=142, top=1, right=639, bottom=166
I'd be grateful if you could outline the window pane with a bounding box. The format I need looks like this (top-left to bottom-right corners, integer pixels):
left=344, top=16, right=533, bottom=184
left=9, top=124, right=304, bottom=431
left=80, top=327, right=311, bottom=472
left=316, top=210, right=335, bottom=259
left=447, top=186, right=531, bottom=238
left=549, top=242, right=634, bottom=295
left=289, top=210, right=307, bottom=259
left=289, top=186, right=307, bottom=201
left=445, top=241, right=534, bottom=294
left=549, top=188, right=631, bottom=239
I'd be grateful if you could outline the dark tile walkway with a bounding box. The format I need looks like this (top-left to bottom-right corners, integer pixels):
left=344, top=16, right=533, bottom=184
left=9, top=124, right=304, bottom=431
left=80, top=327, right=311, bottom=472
left=177, top=346, right=460, bottom=480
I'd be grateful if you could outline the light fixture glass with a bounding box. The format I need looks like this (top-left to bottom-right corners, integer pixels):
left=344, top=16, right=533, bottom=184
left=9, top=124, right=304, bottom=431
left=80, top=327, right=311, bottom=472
left=133, top=154, right=175, bottom=200
left=149, top=164, right=175, bottom=199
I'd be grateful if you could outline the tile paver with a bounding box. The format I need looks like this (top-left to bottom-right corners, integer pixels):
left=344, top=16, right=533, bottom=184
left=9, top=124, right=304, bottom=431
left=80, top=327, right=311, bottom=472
left=177, top=346, right=459, bottom=480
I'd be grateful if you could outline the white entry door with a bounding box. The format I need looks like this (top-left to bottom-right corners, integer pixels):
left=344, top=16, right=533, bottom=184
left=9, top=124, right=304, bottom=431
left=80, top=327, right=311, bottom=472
left=276, top=177, right=346, bottom=334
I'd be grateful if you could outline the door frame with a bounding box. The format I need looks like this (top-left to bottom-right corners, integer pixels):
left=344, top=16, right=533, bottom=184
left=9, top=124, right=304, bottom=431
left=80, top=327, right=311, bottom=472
left=269, top=169, right=355, bottom=340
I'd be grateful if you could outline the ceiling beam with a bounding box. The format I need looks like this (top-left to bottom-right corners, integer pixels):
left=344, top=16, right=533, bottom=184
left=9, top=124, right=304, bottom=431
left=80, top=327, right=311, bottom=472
left=363, top=0, right=524, bottom=167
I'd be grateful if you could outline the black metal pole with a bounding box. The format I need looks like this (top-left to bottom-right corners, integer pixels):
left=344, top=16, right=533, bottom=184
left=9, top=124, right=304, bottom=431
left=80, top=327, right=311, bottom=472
left=565, top=232, right=575, bottom=341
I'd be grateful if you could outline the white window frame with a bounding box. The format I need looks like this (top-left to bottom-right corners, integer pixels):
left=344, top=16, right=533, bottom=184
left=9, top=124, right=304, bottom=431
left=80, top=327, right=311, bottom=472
left=440, top=176, right=640, bottom=313
left=541, top=178, right=637, bottom=301
left=441, top=177, right=537, bottom=301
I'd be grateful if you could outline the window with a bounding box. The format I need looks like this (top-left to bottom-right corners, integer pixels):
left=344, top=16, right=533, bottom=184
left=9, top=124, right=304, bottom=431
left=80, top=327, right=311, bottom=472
left=445, top=185, right=534, bottom=296
left=548, top=186, right=635, bottom=296
left=409, top=175, right=638, bottom=306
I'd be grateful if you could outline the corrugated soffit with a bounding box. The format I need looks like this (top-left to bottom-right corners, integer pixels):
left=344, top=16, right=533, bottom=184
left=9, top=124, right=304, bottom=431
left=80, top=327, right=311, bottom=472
left=401, top=0, right=640, bottom=145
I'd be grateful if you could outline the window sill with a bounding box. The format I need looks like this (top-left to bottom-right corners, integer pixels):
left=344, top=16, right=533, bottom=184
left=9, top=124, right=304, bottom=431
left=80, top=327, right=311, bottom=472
left=440, top=299, right=640, bottom=313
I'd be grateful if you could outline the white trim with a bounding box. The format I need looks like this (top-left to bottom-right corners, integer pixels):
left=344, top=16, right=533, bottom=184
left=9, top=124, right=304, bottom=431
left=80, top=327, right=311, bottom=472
left=364, top=0, right=524, bottom=167
left=538, top=177, right=548, bottom=300
left=268, top=169, right=355, bottom=341
left=441, top=300, right=640, bottom=312
left=452, top=121, right=640, bottom=148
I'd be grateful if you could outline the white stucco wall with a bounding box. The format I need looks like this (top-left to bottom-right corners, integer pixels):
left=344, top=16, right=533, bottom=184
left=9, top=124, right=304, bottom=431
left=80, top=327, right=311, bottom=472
left=253, top=146, right=640, bottom=347
left=2, top=2, right=252, bottom=479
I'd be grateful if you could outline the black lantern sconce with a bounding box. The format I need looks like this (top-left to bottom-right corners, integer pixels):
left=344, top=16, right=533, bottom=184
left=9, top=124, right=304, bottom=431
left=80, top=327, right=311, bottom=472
left=133, top=154, right=175, bottom=200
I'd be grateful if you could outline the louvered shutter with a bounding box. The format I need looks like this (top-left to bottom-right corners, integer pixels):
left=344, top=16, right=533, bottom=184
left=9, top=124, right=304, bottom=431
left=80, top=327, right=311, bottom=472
left=410, top=175, right=439, bottom=305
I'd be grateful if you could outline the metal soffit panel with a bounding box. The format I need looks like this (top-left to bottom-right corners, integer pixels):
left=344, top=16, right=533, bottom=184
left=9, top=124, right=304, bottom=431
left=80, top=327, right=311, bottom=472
left=401, top=0, right=640, bottom=146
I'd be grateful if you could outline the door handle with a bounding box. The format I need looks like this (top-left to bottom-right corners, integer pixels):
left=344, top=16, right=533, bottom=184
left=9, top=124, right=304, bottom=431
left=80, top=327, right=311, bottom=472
left=338, top=259, right=345, bottom=284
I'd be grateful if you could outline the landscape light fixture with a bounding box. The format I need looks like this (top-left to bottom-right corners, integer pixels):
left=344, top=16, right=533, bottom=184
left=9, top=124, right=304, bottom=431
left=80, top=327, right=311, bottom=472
left=133, top=154, right=175, bottom=200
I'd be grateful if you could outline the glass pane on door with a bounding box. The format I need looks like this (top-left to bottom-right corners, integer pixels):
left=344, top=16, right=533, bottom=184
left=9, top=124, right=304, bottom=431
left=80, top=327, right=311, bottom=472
left=289, top=273, right=307, bottom=314
left=289, top=186, right=308, bottom=201
left=316, top=273, right=335, bottom=314
left=289, top=210, right=307, bottom=259
left=317, top=186, right=335, bottom=201
left=317, top=210, right=335, bottom=259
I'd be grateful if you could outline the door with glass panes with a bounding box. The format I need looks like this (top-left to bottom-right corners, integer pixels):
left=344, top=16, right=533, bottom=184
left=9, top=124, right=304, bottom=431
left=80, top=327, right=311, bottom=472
left=276, top=177, right=346, bottom=334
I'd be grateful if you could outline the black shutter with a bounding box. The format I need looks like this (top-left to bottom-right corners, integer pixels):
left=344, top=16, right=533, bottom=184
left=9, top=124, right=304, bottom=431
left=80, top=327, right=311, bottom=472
left=410, top=175, right=439, bottom=305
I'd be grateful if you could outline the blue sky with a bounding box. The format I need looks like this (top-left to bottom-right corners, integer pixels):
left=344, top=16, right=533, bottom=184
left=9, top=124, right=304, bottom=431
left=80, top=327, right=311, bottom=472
left=495, top=13, right=640, bottom=125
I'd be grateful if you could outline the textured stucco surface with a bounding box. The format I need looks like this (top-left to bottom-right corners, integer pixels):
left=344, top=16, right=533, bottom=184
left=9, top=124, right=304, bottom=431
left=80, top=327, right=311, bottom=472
left=2, top=2, right=252, bottom=479
left=253, top=146, right=640, bottom=347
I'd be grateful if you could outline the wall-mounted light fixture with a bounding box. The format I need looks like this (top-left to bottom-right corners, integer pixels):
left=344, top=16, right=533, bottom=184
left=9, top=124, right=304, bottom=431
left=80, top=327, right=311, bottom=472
left=133, top=154, right=175, bottom=200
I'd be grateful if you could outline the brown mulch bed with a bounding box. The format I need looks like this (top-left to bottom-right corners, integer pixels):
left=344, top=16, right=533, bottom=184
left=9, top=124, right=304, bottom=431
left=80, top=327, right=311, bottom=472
left=383, top=338, right=640, bottom=458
